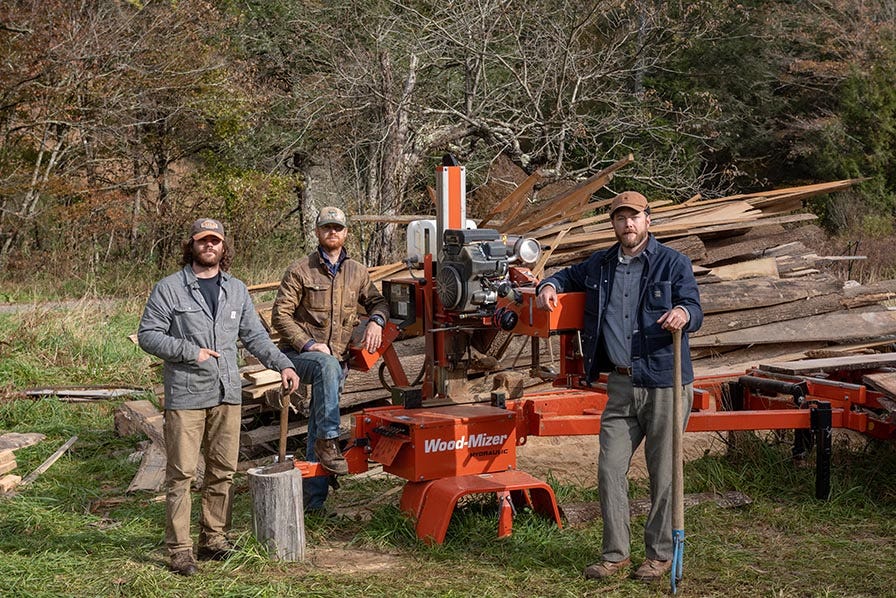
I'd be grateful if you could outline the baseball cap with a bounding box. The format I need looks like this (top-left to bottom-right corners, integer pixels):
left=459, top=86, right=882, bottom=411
left=189, top=218, right=225, bottom=241
left=609, top=191, right=649, bottom=217
left=316, top=206, right=347, bottom=228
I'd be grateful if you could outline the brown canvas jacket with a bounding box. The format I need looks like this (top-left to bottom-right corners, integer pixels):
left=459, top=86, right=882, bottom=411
left=271, top=250, right=389, bottom=358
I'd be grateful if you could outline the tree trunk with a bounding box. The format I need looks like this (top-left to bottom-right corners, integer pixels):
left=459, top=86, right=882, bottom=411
left=247, top=464, right=306, bottom=562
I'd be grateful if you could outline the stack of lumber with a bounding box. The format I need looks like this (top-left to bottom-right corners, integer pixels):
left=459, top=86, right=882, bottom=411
left=346, top=155, right=894, bottom=368
left=0, top=433, right=45, bottom=494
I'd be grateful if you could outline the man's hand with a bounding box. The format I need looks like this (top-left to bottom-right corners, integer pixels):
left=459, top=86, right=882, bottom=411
left=281, top=368, right=300, bottom=391
left=535, top=285, right=559, bottom=312
left=657, top=306, right=688, bottom=332
left=307, top=342, right=332, bottom=355
left=197, top=348, right=220, bottom=363
left=362, top=320, right=383, bottom=354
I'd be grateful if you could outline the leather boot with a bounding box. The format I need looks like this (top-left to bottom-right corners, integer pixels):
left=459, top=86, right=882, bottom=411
left=314, top=438, right=348, bottom=475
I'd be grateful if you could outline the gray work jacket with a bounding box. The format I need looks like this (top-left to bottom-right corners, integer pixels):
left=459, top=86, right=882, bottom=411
left=138, top=266, right=294, bottom=410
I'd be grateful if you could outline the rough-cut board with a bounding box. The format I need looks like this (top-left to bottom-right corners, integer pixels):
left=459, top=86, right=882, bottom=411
left=698, top=277, right=841, bottom=315
left=861, top=372, right=896, bottom=403
left=244, top=369, right=282, bottom=386
left=0, top=432, right=45, bottom=452
left=127, top=442, right=166, bottom=493
left=691, top=310, right=896, bottom=348
left=708, top=257, right=779, bottom=281
left=697, top=294, right=843, bottom=338
left=0, top=459, right=17, bottom=476
left=0, top=474, right=22, bottom=493
left=758, top=353, right=896, bottom=375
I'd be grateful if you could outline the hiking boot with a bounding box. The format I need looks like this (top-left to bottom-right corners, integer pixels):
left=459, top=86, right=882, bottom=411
left=169, top=549, right=198, bottom=576
left=583, top=558, right=630, bottom=579
left=314, top=438, right=348, bottom=475
left=197, top=538, right=236, bottom=561
left=632, top=558, right=672, bottom=582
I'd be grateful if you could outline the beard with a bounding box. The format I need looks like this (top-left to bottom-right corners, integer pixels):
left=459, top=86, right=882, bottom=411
left=618, top=228, right=648, bottom=250
left=192, top=244, right=222, bottom=267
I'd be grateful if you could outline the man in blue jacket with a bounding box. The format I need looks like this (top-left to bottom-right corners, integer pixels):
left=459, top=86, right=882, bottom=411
left=535, top=191, right=702, bottom=583
left=138, top=218, right=300, bottom=576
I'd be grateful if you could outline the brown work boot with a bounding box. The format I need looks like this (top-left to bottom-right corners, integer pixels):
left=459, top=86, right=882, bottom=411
left=583, top=557, right=631, bottom=579
left=632, top=558, right=672, bottom=582
left=197, top=537, right=236, bottom=561
left=169, top=549, right=198, bottom=576
left=314, top=438, right=348, bottom=475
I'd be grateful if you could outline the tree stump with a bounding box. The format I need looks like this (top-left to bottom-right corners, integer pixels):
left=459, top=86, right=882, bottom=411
left=247, top=464, right=305, bottom=562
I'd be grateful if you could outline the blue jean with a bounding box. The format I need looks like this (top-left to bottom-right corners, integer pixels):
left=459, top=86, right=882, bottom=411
left=283, top=349, right=345, bottom=510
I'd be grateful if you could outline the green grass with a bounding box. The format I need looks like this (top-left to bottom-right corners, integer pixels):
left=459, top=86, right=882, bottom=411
left=1, top=302, right=895, bottom=597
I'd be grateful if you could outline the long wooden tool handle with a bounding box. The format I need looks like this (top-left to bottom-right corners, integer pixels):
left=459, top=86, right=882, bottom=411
left=279, top=390, right=289, bottom=464
left=672, top=329, right=684, bottom=530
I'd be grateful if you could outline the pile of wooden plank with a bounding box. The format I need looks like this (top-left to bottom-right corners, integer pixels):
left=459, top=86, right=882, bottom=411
left=347, top=155, right=894, bottom=369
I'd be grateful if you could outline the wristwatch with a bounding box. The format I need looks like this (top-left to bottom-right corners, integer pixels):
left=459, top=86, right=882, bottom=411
left=369, top=314, right=386, bottom=327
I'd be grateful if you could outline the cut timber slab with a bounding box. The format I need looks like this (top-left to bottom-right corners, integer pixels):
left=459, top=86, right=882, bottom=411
left=0, top=474, right=22, bottom=493
left=698, top=277, right=841, bottom=315
left=0, top=433, right=45, bottom=452
left=861, top=372, right=896, bottom=404
left=758, top=353, right=896, bottom=375
left=691, top=310, right=896, bottom=348
left=0, top=459, right=17, bottom=476
left=709, top=257, right=779, bottom=281
left=127, top=442, right=166, bottom=493
left=244, top=369, right=282, bottom=386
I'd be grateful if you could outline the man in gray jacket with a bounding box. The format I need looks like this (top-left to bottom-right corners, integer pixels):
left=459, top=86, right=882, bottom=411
left=138, top=218, right=300, bottom=576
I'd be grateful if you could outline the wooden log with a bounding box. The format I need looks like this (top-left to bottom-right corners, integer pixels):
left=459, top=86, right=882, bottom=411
left=247, top=464, right=305, bottom=562
left=114, top=400, right=165, bottom=447
left=0, top=450, right=14, bottom=466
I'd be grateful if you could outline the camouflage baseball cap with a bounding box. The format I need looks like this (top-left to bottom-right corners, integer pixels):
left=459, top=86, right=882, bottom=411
left=316, top=206, right=347, bottom=228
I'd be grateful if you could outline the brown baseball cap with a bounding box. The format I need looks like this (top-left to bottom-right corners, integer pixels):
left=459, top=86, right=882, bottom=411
left=316, top=206, right=347, bottom=228
left=609, top=191, right=649, bottom=217
left=189, top=218, right=225, bottom=241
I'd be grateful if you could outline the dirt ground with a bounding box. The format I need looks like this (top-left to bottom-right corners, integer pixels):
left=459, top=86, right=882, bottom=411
left=516, top=431, right=727, bottom=487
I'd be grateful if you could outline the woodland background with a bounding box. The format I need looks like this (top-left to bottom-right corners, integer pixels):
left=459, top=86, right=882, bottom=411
left=2, top=0, right=896, bottom=295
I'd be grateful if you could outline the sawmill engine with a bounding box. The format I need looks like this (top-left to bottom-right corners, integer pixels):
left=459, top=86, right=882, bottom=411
left=436, top=229, right=541, bottom=326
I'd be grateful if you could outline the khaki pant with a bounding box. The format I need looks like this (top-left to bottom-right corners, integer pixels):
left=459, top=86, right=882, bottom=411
left=599, top=373, right=693, bottom=562
left=163, top=403, right=240, bottom=554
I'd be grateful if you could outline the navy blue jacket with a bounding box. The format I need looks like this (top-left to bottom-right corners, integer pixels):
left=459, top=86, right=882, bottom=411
left=539, top=234, right=702, bottom=387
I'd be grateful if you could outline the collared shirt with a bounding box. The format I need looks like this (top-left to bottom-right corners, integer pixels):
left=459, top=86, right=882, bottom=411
left=318, top=246, right=347, bottom=277
left=602, top=247, right=644, bottom=368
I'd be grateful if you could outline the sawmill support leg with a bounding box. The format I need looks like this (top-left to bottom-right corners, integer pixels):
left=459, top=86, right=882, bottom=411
left=811, top=402, right=832, bottom=500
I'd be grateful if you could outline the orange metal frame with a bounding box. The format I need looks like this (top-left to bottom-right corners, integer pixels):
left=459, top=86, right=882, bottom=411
left=296, top=255, right=895, bottom=544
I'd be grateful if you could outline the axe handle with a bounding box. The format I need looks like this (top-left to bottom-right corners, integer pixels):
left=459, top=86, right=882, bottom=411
left=672, top=329, right=684, bottom=530
left=279, top=390, right=289, bottom=463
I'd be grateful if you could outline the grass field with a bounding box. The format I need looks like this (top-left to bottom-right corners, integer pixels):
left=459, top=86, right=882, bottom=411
left=2, top=303, right=895, bottom=597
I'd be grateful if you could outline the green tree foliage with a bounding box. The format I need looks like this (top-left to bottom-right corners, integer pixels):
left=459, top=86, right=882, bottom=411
left=3, top=0, right=896, bottom=285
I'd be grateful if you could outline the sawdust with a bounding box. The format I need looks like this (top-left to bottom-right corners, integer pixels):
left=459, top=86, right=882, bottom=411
left=308, top=545, right=407, bottom=574
left=516, top=431, right=728, bottom=487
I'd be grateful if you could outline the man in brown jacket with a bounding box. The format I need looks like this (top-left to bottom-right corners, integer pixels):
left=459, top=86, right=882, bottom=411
left=272, top=206, right=389, bottom=511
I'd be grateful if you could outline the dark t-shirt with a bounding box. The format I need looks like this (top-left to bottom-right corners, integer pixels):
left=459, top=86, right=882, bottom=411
left=197, top=273, right=221, bottom=318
